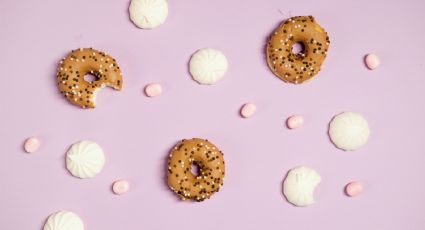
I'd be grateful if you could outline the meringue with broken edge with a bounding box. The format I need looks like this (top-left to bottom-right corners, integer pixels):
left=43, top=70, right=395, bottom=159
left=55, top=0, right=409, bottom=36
left=66, top=141, right=106, bottom=179
left=43, top=211, right=84, bottom=230
left=129, top=0, right=168, bottom=29
left=283, top=166, right=322, bottom=207
left=329, top=112, right=370, bottom=151
left=189, top=48, right=228, bottom=85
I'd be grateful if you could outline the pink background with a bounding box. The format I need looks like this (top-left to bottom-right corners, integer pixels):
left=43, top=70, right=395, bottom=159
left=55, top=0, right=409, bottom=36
left=1, top=0, right=425, bottom=229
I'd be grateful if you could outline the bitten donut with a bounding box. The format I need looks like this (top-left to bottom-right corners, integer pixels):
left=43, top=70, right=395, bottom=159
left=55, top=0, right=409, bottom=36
left=266, top=16, right=330, bottom=84
left=167, top=138, right=225, bottom=201
left=56, top=48, right=123, bottom=108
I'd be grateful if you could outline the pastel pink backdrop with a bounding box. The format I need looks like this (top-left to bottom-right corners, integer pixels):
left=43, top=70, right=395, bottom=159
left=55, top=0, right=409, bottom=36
left=1, top=0, right=425, bottom=229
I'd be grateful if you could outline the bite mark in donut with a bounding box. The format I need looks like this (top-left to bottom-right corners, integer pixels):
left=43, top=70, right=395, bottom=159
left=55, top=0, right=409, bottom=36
left=56, top=48, right=123, bottom=108
left=167, top=138, right=225, bottom=202
left=266, top=16, right=330, bottom=84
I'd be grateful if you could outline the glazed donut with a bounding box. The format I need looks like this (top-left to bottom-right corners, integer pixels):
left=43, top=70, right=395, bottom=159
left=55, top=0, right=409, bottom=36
left=266, top=16, right=330, bottom=84
left=167, top=138, right=225, bottom=201
left=56, top=48, right=123, bottom=108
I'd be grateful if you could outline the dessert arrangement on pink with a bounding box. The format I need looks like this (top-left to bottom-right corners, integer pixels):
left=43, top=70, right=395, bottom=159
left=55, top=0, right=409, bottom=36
left=9, top=0, right=400, bottom=229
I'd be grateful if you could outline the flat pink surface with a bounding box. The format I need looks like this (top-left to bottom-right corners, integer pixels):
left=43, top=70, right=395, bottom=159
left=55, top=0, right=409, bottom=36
left=1, top=0, right=425, bottom=229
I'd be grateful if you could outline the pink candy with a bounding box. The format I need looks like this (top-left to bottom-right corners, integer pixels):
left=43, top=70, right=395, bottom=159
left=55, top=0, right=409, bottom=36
left=144, top=83, right=162, bottom=97
left=240, top=103, right=256, bottom=118
left=24, top=137, right=40, bottom=153
left=286, top=115, right=304, bottom=129
left=112, top=180, right=130, bottom=195
left=365, top=53, right=380, bottom=70
left=345, top=181, right=363, bottom=197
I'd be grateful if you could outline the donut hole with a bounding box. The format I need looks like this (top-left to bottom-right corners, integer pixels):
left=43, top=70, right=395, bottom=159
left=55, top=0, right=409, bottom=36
left=84, top=74, right=97, bottom=83
left=190, top=162, right=201, bottom=176
left=292, top=42, right=305, bottom=55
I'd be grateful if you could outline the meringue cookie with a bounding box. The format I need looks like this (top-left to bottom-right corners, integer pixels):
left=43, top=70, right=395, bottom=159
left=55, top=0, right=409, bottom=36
left=329, top=112, right=370, bottom=151
left=129, top=0, right=168, bottom=29
left=43, top=211, right=84, bottom=230
left=283, top=166, right=322, bottom=207
left=66, top=141, right=106, bottom=179
left=189, top=48, right=228, bottom=85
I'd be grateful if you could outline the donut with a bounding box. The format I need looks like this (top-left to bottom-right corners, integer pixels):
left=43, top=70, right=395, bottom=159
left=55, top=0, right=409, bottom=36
left=266, top=16, right=330, bottom=84
left=167, top=138, right=225, bottom=201
left=56, top=48, right=123, bottom=108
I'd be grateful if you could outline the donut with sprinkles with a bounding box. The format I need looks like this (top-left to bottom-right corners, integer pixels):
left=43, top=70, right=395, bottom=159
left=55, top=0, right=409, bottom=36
left=167, top=138, right=225, bottom=202
left=56, top=48, right=123, bottom=108
left=266, top=16, right=330, bottom=84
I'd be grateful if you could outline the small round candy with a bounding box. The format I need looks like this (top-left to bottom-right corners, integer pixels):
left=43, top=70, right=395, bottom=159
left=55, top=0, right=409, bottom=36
left=240, top=103, right=256, bottom=118
left=345, top=181, right=363, bottom=197
left=287, top=115, right=304, bottom=129
left=144, top=83, right=162, bottom=97
left=365, top=53, right=380, bottom=70
left=112, top=180, right=130, bottom=195
left=24, top=137, right=40, bottom=153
